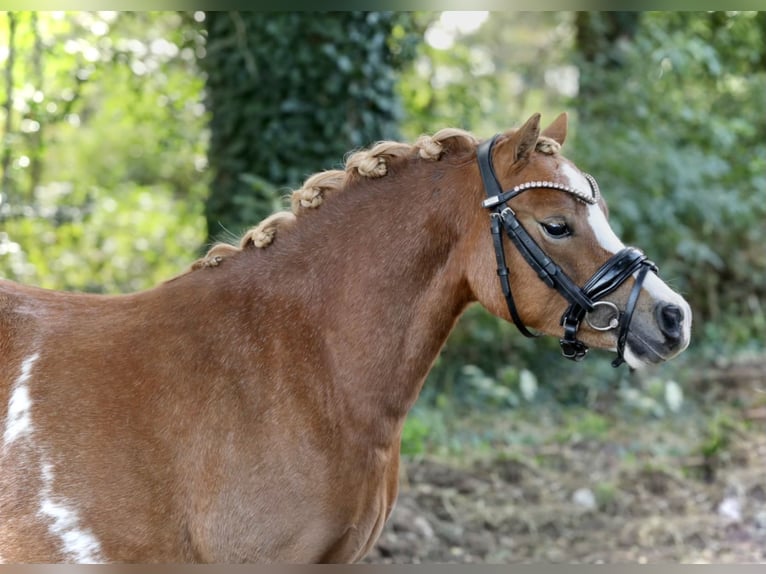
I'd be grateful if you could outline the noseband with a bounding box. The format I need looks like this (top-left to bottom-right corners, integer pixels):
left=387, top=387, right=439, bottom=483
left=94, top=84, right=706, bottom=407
left=477, top=135, right=658, bottom=367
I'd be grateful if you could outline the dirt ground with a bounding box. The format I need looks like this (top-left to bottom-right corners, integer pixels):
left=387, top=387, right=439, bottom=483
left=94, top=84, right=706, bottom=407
left=365, top=360, right=766, bottom=564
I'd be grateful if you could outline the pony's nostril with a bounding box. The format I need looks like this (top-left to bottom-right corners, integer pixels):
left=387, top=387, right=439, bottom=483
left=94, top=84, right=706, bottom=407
left=656, top=303, right=683, bottom=340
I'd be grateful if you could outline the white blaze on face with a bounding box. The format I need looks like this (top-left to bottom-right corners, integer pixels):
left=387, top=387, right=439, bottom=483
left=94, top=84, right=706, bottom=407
left=560, top=163, right=625, bottom=254
left=4, top=352, right=40, bottom=447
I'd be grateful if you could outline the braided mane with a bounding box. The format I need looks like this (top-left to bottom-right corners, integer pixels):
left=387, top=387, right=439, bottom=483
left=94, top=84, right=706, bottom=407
left=190, top=129, right=561, bottom=271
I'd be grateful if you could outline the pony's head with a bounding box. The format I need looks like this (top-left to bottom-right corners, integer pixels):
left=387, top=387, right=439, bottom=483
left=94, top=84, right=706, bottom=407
left=464, top=113, right=691, bottom=368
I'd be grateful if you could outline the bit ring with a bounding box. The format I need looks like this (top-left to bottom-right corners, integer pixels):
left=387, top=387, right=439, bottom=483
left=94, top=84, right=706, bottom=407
left=586, top=300, right=620, bottom=331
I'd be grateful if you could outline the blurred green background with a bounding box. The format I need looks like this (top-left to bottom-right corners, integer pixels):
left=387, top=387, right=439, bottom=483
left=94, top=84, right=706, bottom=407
left=1, top=11, right=764, bottom=457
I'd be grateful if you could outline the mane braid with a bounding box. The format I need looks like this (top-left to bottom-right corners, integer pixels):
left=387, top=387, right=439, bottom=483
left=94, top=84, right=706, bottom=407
left=187, top=127, right=481, bottom=272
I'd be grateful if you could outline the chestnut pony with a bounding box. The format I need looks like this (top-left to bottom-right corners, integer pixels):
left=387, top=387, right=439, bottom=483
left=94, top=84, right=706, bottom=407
left=0, top=114, right=690, bottom=563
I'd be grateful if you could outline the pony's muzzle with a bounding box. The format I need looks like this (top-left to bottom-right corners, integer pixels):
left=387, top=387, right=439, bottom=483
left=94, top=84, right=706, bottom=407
left=655, top=302, right=684, bottom=343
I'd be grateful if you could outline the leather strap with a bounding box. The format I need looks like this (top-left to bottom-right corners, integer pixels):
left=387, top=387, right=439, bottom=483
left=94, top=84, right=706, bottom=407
left=478, top=136, right=536, bottom=337
left=561, top=248, right=650, bottom=330
left=611, top=262, right=655, bottom=367
left=498, top=208, right=594, bottom=311
left=489, top=213, right=537, bottom=338
left=560, top=248, right=657, bottom=366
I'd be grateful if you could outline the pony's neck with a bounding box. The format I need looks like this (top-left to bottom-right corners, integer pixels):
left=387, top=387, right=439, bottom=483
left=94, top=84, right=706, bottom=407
left=237, top=164, right=479, bottom=444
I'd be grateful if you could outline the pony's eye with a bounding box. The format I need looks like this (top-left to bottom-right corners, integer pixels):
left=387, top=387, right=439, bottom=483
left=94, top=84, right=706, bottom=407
left=541, top=221, right=571, bottom=238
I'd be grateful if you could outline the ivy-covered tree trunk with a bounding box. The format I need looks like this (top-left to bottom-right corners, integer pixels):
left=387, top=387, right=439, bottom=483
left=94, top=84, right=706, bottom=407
left=574, top=12, right=641, bottom=115
left=202, top=11, right=417, bottom=241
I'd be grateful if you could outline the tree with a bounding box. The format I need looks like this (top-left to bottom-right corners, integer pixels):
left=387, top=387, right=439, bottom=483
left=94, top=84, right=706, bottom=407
left=0, top=12, right=207, bottom=292
left=201, top=11, right=421, bottom=241
left=398, top=12, right=574, bottom=140
left=573, top=12, right=641, bottom=108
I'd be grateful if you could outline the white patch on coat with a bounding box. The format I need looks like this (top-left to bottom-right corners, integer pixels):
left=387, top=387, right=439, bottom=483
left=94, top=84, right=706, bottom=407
left=560, top=163, right=594, bottom=201
left=1, top=352, right=105, bottom=562
left=3, top=352, right=40, bottom=447
left=586, top=203, right=625, bottom=254
left=561, top=162, right=625, bottom=254
left=38, top=460, right=104, bottom=563
left=583, top=189, right=692, bottom=345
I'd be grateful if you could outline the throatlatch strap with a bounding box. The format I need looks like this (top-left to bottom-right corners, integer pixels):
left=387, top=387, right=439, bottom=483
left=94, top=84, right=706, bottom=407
left=490, top=214, right=536, bottom=338
left=478, top=136, right=536, bottom=338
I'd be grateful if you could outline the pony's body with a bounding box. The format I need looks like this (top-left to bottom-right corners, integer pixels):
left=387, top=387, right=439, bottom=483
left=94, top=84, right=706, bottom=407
left=0, top=114, right=691, bottom=563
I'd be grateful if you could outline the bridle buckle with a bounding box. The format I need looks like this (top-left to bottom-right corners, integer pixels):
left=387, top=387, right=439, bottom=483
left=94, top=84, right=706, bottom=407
left=559, top=338, right=589, bottom=361
left=560, top=317, right=589, bottom=361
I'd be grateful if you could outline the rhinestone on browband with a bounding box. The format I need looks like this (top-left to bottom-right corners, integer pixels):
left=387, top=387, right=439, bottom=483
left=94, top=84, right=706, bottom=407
left=481, top=174, right=600, bottom=209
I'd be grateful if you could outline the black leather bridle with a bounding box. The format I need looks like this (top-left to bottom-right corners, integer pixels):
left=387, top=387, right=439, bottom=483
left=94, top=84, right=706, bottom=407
left=477, top=135, right=658, bottom=367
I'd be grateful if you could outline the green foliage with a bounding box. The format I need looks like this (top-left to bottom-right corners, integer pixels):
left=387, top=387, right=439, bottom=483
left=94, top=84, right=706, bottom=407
left=202, top=12, right=423, bottom=240
left=1, top=12, right=208, bottom=292
left=698, top=410, right=739, bottom=459
left=569, top=11, right=766, bottom=350
left=400, top=413, right=431, bottom=456
left=398, top=12, right=574, bottom=139
left=593, top=481, right=618, bottom=510
left=554, top=411, right=611, bottom=443
left=2, top=183, right=203, bottom=292
left=397, top=13, right=497, bottom=138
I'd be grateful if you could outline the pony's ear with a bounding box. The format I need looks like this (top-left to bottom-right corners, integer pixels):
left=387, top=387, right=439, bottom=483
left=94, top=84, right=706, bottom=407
left=541, top=112, right=568, bottom=146
left=494, top=113, right=541, bottom=168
